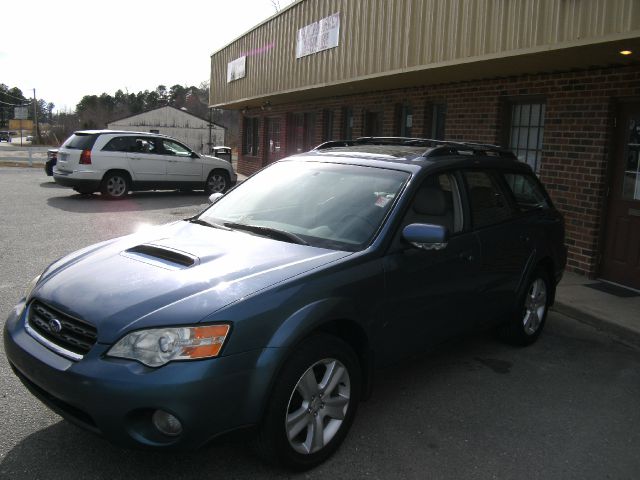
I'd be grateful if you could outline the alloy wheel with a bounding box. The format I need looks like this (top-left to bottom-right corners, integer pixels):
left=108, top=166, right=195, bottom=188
left=207, top=174, right=227, bottom=193
left=523, top=278, right=547, bottom=335
left=285, top=358, right=351, bottom=455
left=106, top=176, right=127, bottom=197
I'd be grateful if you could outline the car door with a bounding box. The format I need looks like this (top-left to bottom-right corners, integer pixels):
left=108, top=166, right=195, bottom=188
left=378, top=171, right=482, bottom=363
left=461, top=169, right=532, bottom=328
left=126, top=136, right=167, bottom=182
left=161, top=139, right=203, bottom=184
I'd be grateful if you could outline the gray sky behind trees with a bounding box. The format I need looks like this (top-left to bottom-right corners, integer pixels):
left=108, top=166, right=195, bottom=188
left=1, top=0, right=295, bottom=112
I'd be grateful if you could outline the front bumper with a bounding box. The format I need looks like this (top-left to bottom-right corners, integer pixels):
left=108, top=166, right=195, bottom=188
left=4, top=301, right=280, bottom=450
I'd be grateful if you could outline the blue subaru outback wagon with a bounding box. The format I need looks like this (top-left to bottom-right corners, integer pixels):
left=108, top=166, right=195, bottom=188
left=4, top=138, right=565, bottom=470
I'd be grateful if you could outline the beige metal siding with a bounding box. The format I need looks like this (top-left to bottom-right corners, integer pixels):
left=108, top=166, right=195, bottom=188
left=210, top=0, right=640, bottom=107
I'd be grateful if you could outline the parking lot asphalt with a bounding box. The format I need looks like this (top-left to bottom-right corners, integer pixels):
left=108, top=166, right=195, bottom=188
left=1, top=167, right=639, bottom=479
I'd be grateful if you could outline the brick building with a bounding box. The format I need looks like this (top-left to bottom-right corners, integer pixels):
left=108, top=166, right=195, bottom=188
left=210, top=0, right=640, bottom=290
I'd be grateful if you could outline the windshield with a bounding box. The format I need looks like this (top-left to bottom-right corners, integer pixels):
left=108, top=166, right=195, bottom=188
left=199, top=161, right=409, bottom=251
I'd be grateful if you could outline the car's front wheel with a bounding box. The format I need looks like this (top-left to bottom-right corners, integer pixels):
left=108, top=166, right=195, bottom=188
left=255, top=334, right=361, bottom=470
left=204, top=170, right=230, bottom=194
left=101, top=172, right=130, bottom=200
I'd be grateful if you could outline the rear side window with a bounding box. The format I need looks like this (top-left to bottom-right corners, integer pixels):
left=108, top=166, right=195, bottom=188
left=503, top=173, right=549, bottom=211
left=463, top=170, right=513, bottom=228
left=61, top=133, right=99, bottom=150
left=102, top=136, right=136, bottom=152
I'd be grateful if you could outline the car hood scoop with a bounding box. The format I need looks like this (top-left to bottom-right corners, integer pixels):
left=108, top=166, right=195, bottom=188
left=123, top=244, right=199, bottom=269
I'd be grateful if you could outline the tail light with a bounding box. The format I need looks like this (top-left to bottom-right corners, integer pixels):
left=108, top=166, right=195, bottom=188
left=79, top=149, right=92, bottom=165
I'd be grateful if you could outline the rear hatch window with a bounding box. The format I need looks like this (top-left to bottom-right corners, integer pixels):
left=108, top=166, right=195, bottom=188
left=61, top=133, right=99, bottom=150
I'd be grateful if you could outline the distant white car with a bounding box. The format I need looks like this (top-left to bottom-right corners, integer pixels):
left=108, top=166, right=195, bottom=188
left=53, top=130, right=237, bottom=199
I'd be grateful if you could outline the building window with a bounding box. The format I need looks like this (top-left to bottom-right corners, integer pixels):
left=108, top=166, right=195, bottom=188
left=425, top=102, right=446, bottom=140
left=508, top=102, right=545, bottom=172
left=243, top=117, right=260, bottom=156
left=396, top=104, right=413, bottom=137
left=363, top=110, right=382, bottom=137
left=322, top=110, right=334, bottom=142
left=304, top=112, right=316, bottom=150
left=342, top=107, right=353, bottom=140
left=266, top=117, right=281, bottom=159
left=288, top=113, right=317, bottom=154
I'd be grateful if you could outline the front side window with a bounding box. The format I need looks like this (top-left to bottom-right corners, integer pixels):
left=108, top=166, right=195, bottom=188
left=161, top=139, right=191, bottom=156
left=402, top=173, right=463, bottom=234
left=463, top=170, right=513, bottom=228
left=200, top=162, right=409, bottom=251
left=509, top=101, right=545, bottom=172
left=503, top=172, right=549, bottom=211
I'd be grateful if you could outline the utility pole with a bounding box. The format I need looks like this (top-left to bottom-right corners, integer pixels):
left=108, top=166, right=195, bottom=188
left=33, top=88, right=39, bottom=143
left=208, top=108, right=213, bottom=154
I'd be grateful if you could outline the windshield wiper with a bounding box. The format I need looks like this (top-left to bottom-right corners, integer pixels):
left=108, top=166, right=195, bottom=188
left=223, top=222, right=308, bottom=245
left=188, top=218, right=233, bottom=231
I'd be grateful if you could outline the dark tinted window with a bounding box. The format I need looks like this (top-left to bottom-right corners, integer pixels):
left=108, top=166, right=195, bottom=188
left=62, top=133, right=99, bottom=150
left=102, top=136, right=136, bottom=152
left=464, top=170, right=513, bottom=228
left=503, top=173, right=549, bottom=211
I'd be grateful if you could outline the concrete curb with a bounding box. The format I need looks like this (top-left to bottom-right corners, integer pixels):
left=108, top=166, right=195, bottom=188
left=0, top=161, right=45, bottom=168
left=552, top=301, right=640, bottom=348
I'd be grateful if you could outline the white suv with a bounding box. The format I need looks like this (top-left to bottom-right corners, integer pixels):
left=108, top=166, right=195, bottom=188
left=53, top=130, right=237, bottom=199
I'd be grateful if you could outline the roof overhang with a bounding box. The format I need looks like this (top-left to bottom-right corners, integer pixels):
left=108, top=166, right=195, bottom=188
left=212, top=35, right=640, bottom=110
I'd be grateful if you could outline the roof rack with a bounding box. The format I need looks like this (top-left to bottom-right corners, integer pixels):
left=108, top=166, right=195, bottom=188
left=314, top=136, right=517, bottom=160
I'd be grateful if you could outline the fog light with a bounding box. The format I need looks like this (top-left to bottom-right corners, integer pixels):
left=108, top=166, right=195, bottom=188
left=152, top=410, right=183, bottom=437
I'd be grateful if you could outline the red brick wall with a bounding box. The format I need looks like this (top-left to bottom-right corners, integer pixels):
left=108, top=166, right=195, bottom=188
left=237, top=64, right=640, bottom=278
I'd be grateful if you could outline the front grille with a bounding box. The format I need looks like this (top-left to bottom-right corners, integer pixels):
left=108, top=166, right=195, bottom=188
left=27, top=301, right=97, bottom=357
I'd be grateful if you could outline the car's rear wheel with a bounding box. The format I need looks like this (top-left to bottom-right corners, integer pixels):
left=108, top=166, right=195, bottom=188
left=255, top=334, right=361, bottom=471
left=205, top=170, right=230, bottom=194
left=499, top=267, right=551, bottom=346
left=101, top=172, right=130, bottom=200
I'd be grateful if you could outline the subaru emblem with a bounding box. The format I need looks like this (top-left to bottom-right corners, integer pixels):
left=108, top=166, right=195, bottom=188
left=49, top=318, right=62, bottom=334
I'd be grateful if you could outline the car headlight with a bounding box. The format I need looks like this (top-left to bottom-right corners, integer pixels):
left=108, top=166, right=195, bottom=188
left=24, top=274, right=42, bottom=300
left=107, top=324, right=230, bottom=367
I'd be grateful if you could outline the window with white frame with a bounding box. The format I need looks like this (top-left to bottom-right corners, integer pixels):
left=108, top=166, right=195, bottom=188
left=509, top=102, right=545, bottom=172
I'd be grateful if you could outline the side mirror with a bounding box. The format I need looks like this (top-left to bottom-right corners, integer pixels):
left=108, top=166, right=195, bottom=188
left=402, top=223, right=449, bottom=251
left=208, top=192, right=224, bottom=204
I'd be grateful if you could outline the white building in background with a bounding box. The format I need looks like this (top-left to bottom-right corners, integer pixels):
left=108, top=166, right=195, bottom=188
left=107, top=106, right=225, bottom=154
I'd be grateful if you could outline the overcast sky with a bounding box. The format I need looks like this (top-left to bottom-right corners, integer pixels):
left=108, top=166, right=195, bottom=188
left=1, top=0, right=293, bottom=112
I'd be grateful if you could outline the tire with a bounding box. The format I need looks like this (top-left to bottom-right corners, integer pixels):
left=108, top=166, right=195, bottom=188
left=101, top=172, right=130, bottom=200
left=255, top=334, right=361, bottom=471
left=204, top=170, right=230, bottom=195
left=499, top=267, right=551, bottom=346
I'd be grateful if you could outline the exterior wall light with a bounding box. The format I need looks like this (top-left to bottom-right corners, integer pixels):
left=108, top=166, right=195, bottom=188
left=620, top=50, right=633, bottom=55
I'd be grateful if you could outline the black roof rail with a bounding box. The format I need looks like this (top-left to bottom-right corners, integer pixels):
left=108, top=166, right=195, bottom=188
left=314, top=136, right=517, bottom=160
